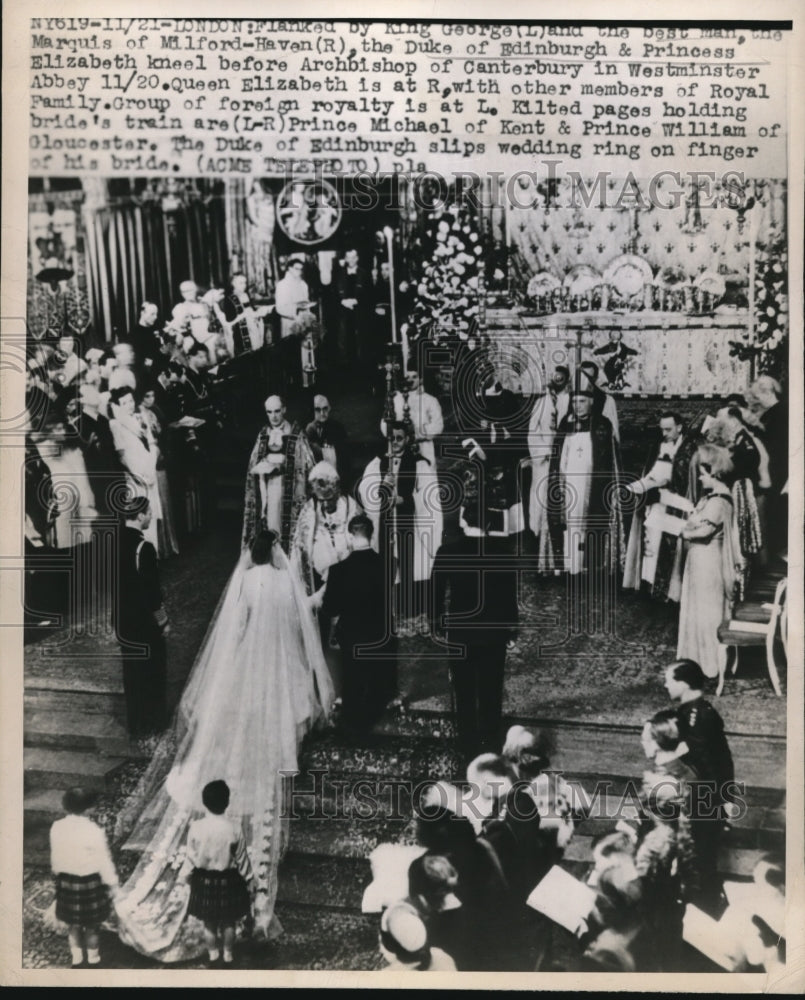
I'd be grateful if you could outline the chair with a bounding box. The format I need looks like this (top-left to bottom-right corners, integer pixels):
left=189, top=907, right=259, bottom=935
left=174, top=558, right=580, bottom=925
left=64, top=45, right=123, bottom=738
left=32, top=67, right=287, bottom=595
left=716, top=577, right=787, bottom=697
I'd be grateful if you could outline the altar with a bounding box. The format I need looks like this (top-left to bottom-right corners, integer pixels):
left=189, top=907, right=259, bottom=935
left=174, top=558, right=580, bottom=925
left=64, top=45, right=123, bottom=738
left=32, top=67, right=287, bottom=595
left=482, top=308, right=753, bottom=398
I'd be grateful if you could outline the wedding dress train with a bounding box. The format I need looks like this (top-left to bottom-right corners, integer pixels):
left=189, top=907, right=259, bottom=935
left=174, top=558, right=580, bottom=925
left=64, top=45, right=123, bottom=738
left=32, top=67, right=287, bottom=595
left=113, top=546, right=334, bottom=962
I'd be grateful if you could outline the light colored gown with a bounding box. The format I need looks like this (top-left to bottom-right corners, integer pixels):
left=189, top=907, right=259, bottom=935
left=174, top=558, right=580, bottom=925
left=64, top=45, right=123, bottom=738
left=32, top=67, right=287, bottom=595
left=676, top=491, right=739, bottom=679
left=113, top=549, right=334, bottom=961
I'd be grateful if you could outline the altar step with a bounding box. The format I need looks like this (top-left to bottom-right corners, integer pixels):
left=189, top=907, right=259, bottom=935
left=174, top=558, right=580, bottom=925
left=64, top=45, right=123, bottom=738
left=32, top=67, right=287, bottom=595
left=24, top=709, right=132, bottom=756
left=23, top=748, right=129, bottom=794
left=24, top=659, right=126, bottom=719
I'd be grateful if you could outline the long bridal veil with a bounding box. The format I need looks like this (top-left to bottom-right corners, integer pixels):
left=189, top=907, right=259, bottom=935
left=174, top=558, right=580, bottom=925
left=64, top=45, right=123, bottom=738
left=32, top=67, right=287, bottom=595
left=113, top=545, right=334, bottom=962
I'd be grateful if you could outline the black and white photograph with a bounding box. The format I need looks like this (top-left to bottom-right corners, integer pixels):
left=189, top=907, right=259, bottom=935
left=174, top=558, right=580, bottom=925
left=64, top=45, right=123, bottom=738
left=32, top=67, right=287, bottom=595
left=1, top=1, right=803, bottom=989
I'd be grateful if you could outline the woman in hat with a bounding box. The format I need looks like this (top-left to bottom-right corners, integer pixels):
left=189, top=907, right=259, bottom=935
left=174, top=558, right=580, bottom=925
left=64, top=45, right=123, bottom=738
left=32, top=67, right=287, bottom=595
left=378, top=902, right=456, bottom=971
left=676, top=443, right=742, bottom=681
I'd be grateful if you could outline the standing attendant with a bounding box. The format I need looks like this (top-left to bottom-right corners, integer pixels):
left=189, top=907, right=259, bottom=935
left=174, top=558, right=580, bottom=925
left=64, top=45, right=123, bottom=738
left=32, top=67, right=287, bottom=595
left=221, top=273, right=270, bottom=355
left=336, top=248, right=370, bottom=375
left=109, top=386, right=162, bottom=551
left=663, top=658, right=737, bottom=913
left=676, top=444, right=742, bottom=684
left=114, top=497, right=169, bottom=738
left=128, top=301, right=165, bottom=375
left=548, top=372, right=623, bottom=576
left=274, top=257, right=310, bottom=339
left=431, top=512, right=520, bottom=763
left=358, top=421, right=435, bottom=627
left=50, top=787, right=120, bottom=968
left=526, top=365, right=570, bottom=571
left=304, top=395, right=349, bottom=484
left=746, top=375, right=788, bottom=563
left=624, top=412, right=694, bottom=602
left=382, top=358, right=445, bottom=607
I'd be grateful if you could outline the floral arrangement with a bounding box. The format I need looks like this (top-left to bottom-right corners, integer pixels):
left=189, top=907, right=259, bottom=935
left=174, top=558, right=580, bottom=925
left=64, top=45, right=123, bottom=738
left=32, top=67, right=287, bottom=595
left=290, top=310, right=323, bottom=347
left=401, top=197, right=488, bottom=344
left=729, top=233, right=787, bottom=378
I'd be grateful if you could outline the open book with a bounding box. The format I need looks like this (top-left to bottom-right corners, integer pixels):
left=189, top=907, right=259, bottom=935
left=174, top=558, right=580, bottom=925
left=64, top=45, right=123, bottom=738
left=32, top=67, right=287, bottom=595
left=526, top=865, right=597, bottom=934
left=682, top=904, right=738, bottom=970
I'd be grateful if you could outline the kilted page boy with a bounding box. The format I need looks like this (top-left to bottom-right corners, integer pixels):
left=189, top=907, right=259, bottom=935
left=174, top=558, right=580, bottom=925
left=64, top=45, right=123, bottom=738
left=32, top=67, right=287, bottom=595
left=182, top=779, right=254, bottom=966
left=49, top=787, right=120, bottom=967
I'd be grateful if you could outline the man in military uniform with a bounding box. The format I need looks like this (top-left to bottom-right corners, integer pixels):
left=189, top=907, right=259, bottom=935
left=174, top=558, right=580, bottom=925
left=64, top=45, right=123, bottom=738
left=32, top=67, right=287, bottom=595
left=663, top=658, right=737, bottom=913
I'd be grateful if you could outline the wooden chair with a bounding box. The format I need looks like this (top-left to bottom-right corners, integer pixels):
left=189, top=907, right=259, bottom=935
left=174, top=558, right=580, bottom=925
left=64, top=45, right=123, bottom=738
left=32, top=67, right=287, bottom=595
left=716, top=577, right=787, bottom=697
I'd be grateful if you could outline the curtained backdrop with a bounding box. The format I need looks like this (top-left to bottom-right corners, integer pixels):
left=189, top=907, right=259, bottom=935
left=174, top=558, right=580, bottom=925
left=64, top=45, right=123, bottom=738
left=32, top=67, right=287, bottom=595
left=28, top=178, right=229, bottom=346
left=83, top=179, right=229, bottom=343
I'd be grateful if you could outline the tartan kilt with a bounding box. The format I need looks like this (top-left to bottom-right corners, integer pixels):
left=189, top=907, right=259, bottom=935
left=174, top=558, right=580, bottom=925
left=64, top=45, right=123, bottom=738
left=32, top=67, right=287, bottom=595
left=54, top=872, right=111, bottom=926
left=188, top=868, right=251, bottom=924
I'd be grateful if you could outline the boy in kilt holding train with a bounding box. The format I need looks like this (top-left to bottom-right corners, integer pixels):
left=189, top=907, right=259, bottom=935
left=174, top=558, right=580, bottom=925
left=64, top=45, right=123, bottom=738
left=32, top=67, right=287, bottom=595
left=182, top=779, right=254, bottom=966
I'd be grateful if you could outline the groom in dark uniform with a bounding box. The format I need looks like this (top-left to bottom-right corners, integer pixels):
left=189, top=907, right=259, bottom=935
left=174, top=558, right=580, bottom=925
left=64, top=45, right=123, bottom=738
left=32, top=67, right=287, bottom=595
left=321, top=514, right=397, bottom=737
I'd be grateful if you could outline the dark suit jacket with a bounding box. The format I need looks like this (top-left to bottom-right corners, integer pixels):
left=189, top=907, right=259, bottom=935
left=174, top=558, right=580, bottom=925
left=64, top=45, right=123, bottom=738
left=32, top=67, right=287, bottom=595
left=304, top=418, right=348, bottom=472
left=761, top=401, right=788, bottom=493
left=336, top=266, right=370, bottom=312
left=676, top=696, right=735, bottom=805
left=321, top=547, right=389, bottom=647
left=432, top=535, right=519, bottom=647
left=114, top=526, right=164, bottom=644
left=128, top=324, right=164, bottom=368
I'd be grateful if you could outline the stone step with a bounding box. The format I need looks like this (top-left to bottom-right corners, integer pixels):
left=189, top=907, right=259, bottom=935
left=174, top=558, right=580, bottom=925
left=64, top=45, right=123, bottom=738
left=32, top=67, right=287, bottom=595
left=299, top=728, right=786, bottom=806
left=25, top=656, right=122, bottom=694
left=371, top=710, right=787, bottom=791
left=24, top=657, right=125, bottom=719
left=23, top=788, right=68, bottom=830
left=24, top=709, right=131, bottom=756
left=24, top=685, right=126, bottom=718
left=286, top=800, right=782, bottom=861
left=24, top=748, right=128, bottom=793
left=271, top=837, right=772, bottom=914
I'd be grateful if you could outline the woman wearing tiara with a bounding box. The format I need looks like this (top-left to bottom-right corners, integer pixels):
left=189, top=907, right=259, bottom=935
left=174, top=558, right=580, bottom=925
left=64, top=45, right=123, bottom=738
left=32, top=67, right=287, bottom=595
left=113, top=528, right=335, bottom=962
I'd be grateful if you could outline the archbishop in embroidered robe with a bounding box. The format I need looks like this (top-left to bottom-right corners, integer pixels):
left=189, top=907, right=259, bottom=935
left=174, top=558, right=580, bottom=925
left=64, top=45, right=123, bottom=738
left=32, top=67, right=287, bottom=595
left=547, top=390, right=624, bottom=576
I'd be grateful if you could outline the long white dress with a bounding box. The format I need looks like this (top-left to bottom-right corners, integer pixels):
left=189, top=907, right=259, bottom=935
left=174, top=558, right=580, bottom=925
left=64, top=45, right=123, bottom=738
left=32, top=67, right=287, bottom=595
left=113, top=549, right=334, bottom=962
left=676, top=491, right=739, bottom=679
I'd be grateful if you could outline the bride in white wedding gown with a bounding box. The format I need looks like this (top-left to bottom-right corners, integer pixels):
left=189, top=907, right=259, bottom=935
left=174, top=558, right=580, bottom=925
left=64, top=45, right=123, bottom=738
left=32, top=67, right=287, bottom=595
left=113, top=529, right=334, bottom=962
